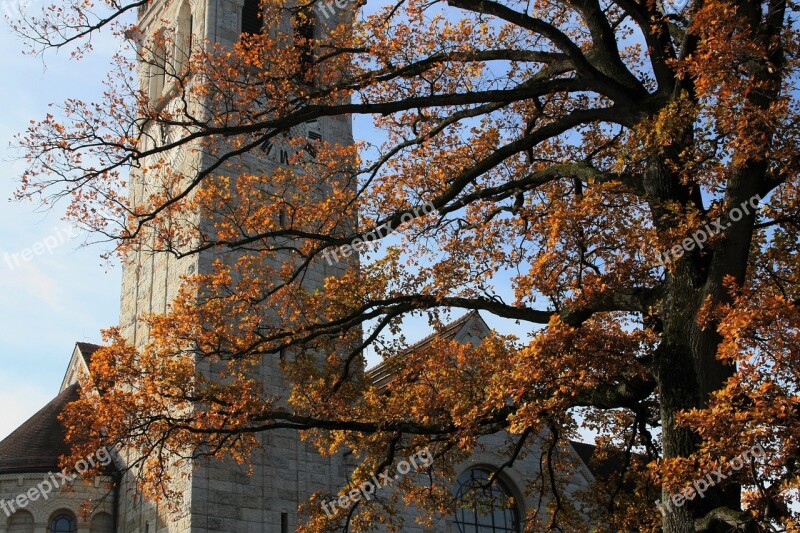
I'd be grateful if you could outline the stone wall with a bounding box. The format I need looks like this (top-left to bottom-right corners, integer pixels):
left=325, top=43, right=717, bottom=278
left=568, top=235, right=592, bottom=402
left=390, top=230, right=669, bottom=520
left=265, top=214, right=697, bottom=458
left=0, top=473, right=116, bottom=533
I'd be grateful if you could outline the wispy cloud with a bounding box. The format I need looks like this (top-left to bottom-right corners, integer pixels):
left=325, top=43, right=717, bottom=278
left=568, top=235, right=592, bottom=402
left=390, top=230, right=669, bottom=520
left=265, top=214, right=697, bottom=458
left=0, top=384, right=52, bottom=441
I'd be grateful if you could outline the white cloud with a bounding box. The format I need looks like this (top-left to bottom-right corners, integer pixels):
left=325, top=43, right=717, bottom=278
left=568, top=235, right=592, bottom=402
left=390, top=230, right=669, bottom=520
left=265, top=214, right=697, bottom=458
left=0, top=384, right=53, bottom=441
left=0, top=258, right=64, bottom=311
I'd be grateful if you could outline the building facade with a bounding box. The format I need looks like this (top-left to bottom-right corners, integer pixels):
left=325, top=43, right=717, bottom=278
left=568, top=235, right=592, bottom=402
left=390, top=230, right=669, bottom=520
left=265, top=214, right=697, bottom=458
left=0, top=0, right=602, bottom=530
left=1, top=320, right=602, bottom=532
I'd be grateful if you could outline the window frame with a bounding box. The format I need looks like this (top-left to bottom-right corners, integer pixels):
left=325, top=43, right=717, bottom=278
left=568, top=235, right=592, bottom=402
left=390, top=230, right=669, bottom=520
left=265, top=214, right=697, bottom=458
left=240, top=0, right=264, bottom=36
left=48, top=511, right=78, bottom=533
left=453, top=468, right=521, bottom=533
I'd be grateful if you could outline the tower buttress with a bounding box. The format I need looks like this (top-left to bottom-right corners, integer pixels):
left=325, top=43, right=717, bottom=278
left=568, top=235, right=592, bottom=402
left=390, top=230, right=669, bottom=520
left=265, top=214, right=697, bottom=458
left=118, top=0, right=354, bottom=529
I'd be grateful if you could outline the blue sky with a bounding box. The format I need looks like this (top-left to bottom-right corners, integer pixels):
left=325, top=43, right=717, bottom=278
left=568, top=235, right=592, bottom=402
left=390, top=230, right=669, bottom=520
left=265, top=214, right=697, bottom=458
left=0, top=10, right=122, bottom=440
left=0, top=0, right=538, bottom=442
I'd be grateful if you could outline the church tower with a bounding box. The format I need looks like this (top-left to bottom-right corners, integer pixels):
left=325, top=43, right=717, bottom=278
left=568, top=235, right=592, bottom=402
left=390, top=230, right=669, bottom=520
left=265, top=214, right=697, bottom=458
left=117, top=0, right=354, bottom=529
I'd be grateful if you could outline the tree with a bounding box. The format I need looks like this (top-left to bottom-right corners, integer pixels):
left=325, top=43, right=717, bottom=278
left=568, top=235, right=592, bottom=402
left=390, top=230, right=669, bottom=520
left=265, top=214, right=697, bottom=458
left=12, top=0, right=800, bottom=530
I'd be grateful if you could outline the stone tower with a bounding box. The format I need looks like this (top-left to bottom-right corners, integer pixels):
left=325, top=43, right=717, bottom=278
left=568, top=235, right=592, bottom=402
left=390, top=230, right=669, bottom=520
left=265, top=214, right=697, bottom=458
left=117, top=0, right=354, bottom=529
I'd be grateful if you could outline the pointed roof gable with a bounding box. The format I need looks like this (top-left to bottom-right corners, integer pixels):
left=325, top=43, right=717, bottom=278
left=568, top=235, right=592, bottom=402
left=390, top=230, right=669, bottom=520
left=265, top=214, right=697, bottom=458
left=0, top=384, right=79, bottom=475
left=75, top=342, right=102, bottom=363
left=60, top=342, right=102, bottom=392
left=569, top=440, right=648, bottom=488
left=368, top=311, right=490, bottom=391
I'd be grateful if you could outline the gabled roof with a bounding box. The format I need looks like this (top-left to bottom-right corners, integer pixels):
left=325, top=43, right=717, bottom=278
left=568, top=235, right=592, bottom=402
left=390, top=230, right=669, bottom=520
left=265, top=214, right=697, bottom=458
left=570, top=440, right=614, bottom=480
left=75, top=342, right=102, bottom=365
left=569, top=440, right=646, bottom=486
left=60, top=341, right=102, bottom=392
left=363, top=315, right=620, bottom=485
left=0, top=384, right=79, bottom=475
left=367, top=311, right=489, bottom=391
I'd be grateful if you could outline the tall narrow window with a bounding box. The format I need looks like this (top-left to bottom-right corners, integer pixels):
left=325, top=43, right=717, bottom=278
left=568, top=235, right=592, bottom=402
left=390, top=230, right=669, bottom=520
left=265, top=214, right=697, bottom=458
left=148, top=32, right=168, bottom=101
left=280, top=512, right=289, bottom=533
left=293, top=9, right=316, bottom=82
left=241, top=0, right=263, bottom=35
left=174, top=0, right=192, bottom=74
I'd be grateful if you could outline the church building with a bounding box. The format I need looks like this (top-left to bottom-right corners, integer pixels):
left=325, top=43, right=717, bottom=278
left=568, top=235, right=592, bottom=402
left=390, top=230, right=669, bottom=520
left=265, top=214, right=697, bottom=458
left=0, top=315, right=610, bottom=532
left=0, top=0, right=611, bottom=529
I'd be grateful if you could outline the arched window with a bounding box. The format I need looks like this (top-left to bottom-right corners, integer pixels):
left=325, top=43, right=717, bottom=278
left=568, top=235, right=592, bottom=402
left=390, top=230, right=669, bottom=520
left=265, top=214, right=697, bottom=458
left=148, top=31, right=168, bottom=101
left=241, top=0, right=263, bottom=35
left=8, top=510, right=34, bottom=533
left=454, top=469, right=520, bottom=533
left=174, top=0, right=193, bottom=74
left=89, top=512, right=114, bottom=533
left=293, top=8, right=316, bottom=82
left=48, top=511, right=77, bottom=533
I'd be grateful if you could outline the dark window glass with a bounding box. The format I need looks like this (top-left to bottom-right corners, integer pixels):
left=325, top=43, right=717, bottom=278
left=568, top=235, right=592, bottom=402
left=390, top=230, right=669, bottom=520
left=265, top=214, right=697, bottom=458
left=454, top=469, right=519, bottom=533
left=294, top=10, right=315, bottom=81
left=241, top=0, right=263, bottom=35
left=49, top=513, right=77, bottom=533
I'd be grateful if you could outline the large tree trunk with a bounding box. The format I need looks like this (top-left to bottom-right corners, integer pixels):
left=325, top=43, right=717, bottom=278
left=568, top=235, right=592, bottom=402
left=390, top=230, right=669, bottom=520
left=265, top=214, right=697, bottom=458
left=657, top=277, right=739, bottom=533
left=657, top=273, right=713, bottom=533
left=649, top=151, right=762, bottom=531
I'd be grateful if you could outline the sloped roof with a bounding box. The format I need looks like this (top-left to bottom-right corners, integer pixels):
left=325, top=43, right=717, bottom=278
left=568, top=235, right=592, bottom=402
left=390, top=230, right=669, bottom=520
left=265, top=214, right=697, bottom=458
left=0, top=384, right=80, bottom=475
left=364, top=315, right=626, bottom=485
left=367, top=311, right=488, bottom=391
left=569, top=440, right=643, bottom=483
left=75, top=342, right=102, bottom=366
left=60, top=342, right=103, bottom=392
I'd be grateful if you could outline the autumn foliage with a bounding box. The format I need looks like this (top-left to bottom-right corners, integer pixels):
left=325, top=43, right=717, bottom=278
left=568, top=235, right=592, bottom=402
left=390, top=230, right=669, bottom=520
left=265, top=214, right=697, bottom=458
left=11, top=0, right=800, bottom=530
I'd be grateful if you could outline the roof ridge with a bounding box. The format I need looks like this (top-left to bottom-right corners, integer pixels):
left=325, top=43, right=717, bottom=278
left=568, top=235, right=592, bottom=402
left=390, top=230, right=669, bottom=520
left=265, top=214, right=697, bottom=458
left=75, top=341, right=102, bottom=352
left=367, top=311, right=486, bottom=388
left=399, top=310, right=480, bottom=356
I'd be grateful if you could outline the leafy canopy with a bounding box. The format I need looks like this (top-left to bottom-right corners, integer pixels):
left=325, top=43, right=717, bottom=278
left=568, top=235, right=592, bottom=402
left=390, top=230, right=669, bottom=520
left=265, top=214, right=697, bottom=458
left=11, top=0, right=800, bottom=530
